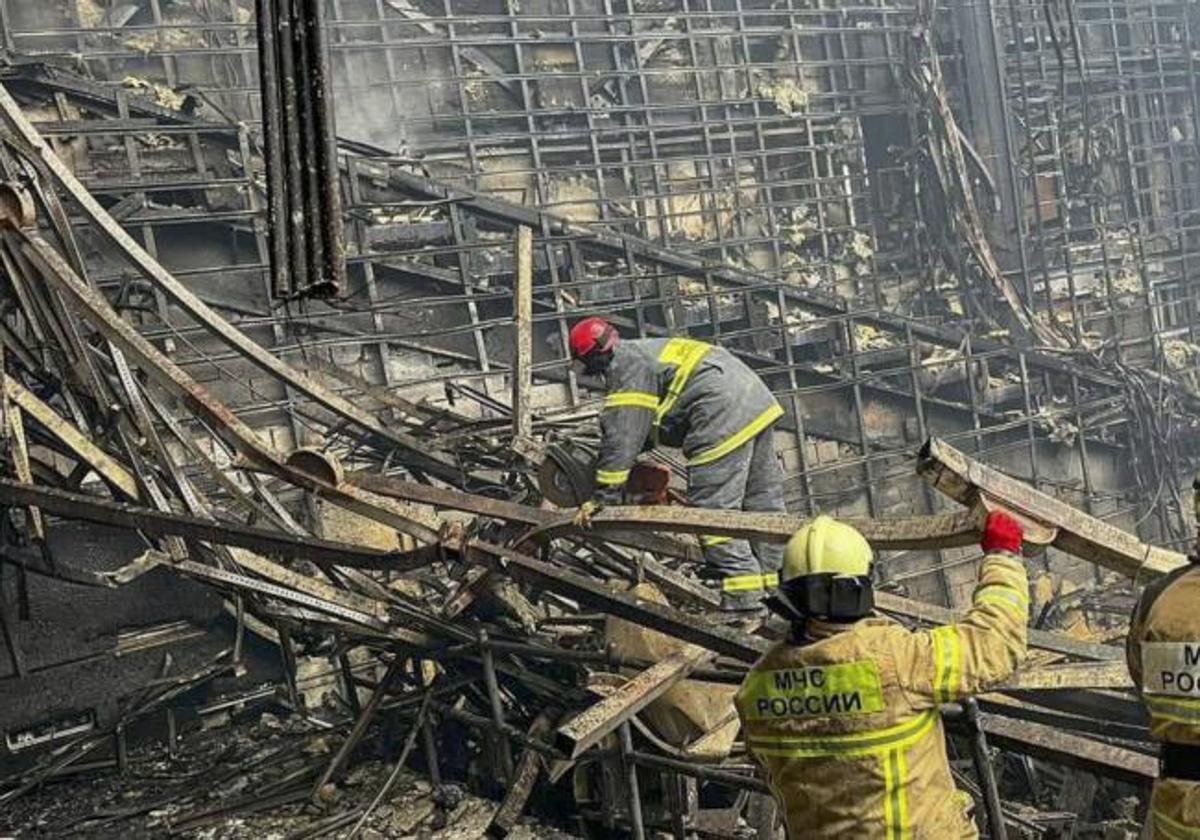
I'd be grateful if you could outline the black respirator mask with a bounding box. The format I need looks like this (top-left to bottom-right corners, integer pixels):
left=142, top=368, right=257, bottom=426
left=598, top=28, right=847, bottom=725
left=765, top=573, right=874, bottom=624
left=579, top=348, right=614, bottom=376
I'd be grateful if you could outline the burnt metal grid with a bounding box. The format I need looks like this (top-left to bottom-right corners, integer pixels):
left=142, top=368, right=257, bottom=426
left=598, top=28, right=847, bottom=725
left=1, top=1, right=1199, bottom=604
left=994, top=0, right=1200, bottom=363
left=4, top=0, right=920, bottom=303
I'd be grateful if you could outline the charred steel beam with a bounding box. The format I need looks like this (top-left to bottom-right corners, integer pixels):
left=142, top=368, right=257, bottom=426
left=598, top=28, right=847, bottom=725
left=347, top=471, right=982, bottom=549
left=550, top=506, right=981, bottom=550
left=919, top=437, right=1186, bottom=582
left=171, top=556, right=389, bottom=632
left=978, top=695, right=1149, bottom=744
left=487, top=708, right=561, bottom=838
left=346, top=471, right=701, bottom=563
left=0, top=96, right=463, bottom=484
left=0, top=479, right=402, bottom=569
left=3, top=377, right=140, bottom=499
left=874, top=591, right=1123, bottom=663
left=465, top=540, right=768, bottom=662
left=977, top=711, right=1156, bottom=785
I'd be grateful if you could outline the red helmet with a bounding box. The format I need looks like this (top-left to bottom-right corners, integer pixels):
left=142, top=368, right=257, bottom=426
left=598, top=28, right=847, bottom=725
left=568, top=317, right=618, bottom=360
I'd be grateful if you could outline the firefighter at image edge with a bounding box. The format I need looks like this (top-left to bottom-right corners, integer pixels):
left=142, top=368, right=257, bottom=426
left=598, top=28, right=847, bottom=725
left=1126, top=474, right=1200, bottom=839
left=566, top=317, right=787, bottom=614
left=736, top=511, right=1030, bottom=839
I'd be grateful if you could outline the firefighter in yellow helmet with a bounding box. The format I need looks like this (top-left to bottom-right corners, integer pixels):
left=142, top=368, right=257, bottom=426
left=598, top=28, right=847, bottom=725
left=1126, top=476, right=1200, bottom=838
left=735, top=512, right=1029, bottom=838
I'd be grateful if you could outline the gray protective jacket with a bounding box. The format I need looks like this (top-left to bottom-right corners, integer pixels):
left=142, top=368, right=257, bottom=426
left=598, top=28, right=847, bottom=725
left=594, top=337, right=782, bottom=499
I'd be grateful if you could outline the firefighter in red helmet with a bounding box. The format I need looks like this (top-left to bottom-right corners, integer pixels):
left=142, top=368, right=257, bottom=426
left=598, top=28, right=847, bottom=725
left=567, top=317, right=786, bottom=614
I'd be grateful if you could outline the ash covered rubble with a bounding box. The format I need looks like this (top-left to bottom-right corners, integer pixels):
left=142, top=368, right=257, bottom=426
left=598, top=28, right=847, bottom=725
left=0, top=86, right=1170, bottom=836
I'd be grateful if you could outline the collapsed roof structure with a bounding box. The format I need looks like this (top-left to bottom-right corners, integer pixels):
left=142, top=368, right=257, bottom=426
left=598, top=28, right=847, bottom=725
left=0, top=0, right=1199, bottom=836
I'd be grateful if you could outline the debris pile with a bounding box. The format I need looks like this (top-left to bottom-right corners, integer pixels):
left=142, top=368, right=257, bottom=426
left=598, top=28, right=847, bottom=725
left=0, top=74, right=1175, bottom=840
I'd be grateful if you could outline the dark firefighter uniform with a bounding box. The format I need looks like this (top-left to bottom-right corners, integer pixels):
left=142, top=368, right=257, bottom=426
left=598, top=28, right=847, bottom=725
left=593, top=335, right=785, bottom=609
left=736, top=513, right=1029, bottom=838
left=1128, top=561, right=1200, bottom=839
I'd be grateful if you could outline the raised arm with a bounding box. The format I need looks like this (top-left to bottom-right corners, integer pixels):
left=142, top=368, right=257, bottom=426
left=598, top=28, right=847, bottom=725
left=894, top=511, right=1030, bottom=704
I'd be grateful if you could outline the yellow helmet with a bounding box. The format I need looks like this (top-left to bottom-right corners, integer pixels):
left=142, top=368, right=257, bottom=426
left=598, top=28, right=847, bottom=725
left=781, top=515, right=873, bottom=584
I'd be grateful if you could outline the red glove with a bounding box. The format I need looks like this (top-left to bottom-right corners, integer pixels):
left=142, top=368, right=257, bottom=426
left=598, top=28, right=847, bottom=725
left=981, top=510, right=1023, bottom=554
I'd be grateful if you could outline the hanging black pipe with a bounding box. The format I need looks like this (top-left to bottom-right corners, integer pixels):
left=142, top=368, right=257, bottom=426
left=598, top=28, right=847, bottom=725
left=271, top=0, right=310, bottom=295
left=290, top=0, right=329, bottom=296
left=254, top=0, right=289, bottom=298
left=255, top=0, right=345, bottom=299
left=305, top=0, right=347, bottom=293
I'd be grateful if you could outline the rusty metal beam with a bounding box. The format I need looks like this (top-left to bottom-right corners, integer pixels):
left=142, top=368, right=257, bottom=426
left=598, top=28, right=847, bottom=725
left=346, top=470, right=700, bottom=563
left=978, top=694, right=1149, bottom=743
left=487, top=708, right=560, bottom=838
left=570, top=506, right=981, bottom=550
left=4, top=377, right=139, bottom=499
left=555, top=648, right=711, bottom=759
left=168, top=555, right=389, bottom=633
left=919, top=437, right=1185, bottom=582
left=512, top=225, right=533, bottom=442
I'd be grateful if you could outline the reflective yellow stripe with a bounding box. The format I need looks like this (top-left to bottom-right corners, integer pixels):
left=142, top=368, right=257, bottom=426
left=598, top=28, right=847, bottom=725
left=722, top=573, right=766, bottom=593
left=595, top=468, right=630, bottom=486
left=1156, top=808, right=1200, bottom=839
left=975, top=582, right=1029, bottom=605
left=747, top=708, right=938, bottom=758
left=883, top=747, right=910, bottom=840
left=688, top=403, right=785, bottom=466
left=701, top=535, right=733, bottom=547
left=932, top=626, right=960, bottom=703
left=973, top=585, right=1029, bottom=616
left=1145, top=694, right=1200, bottom=725
left=763, top=572, right=779, bottom=588
left=655, top=339, right=711, bottom=423
left=605, top=391, right=659, bottom=411
left=973, top=593, right=1028, bottom=617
